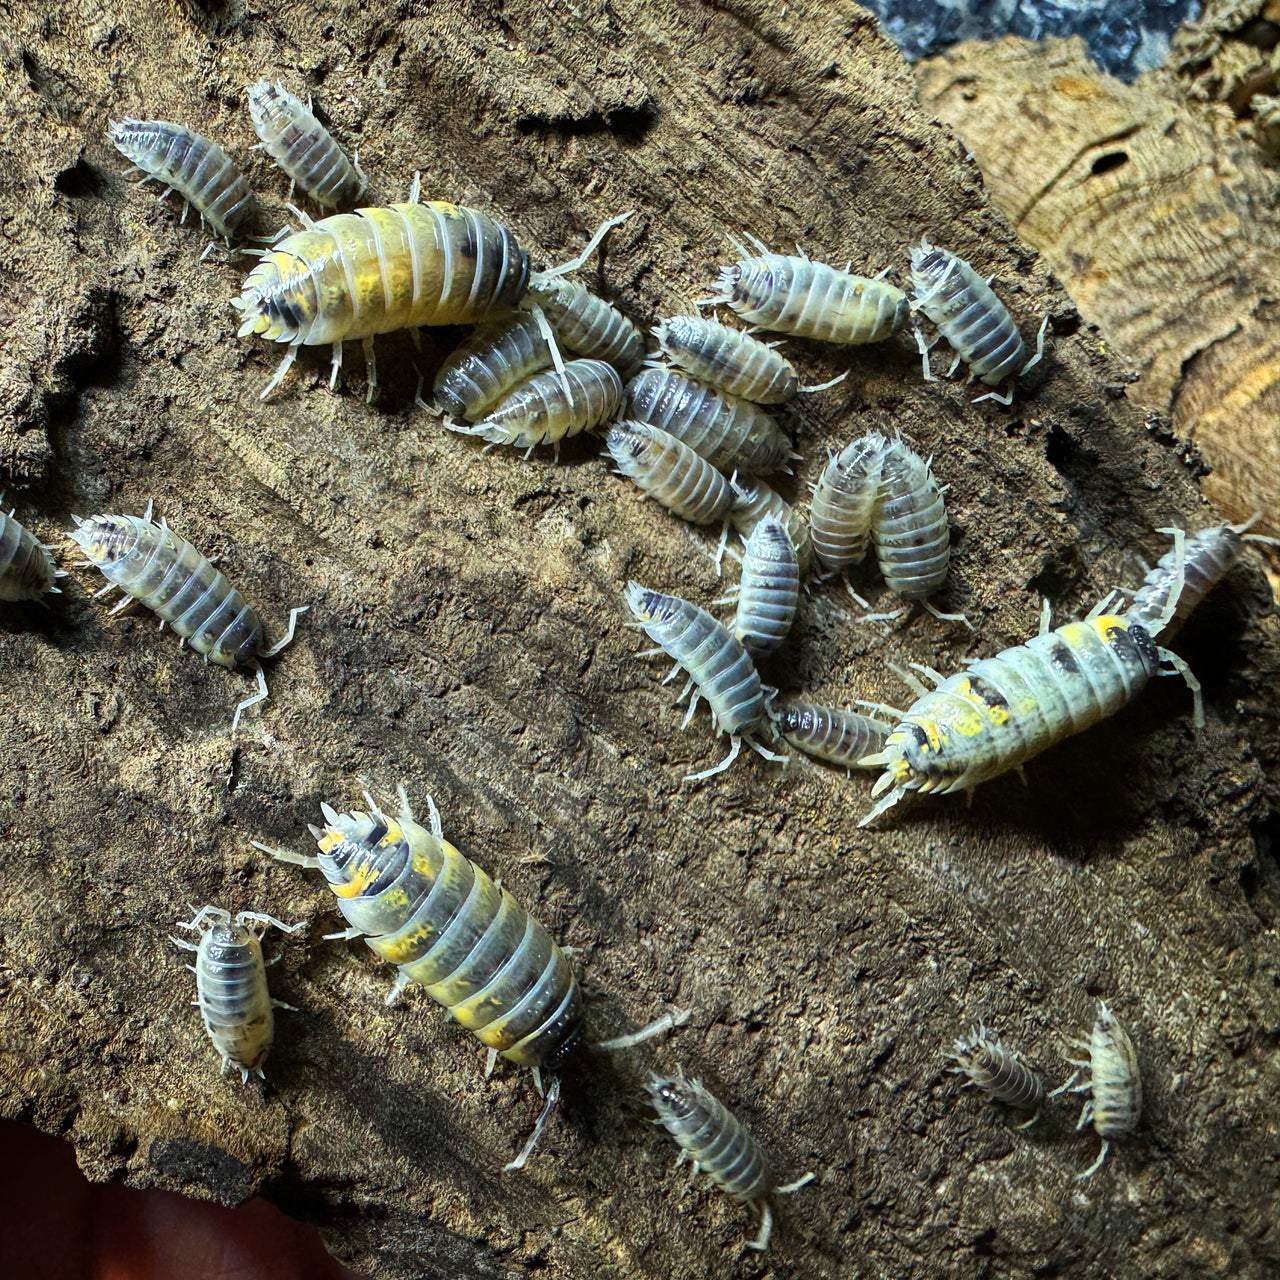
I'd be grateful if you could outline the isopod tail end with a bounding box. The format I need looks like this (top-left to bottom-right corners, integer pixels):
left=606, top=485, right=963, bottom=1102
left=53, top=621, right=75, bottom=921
left=858, top=783, right=906, bottom=828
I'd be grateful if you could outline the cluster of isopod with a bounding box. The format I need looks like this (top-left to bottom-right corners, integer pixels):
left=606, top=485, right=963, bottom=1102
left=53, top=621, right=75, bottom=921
left=5, top=62, right=1275, bottom=1263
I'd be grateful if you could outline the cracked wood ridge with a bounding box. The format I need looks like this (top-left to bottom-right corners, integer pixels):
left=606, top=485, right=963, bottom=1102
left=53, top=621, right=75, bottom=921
left=1, top=2, right=1278, bottom=1279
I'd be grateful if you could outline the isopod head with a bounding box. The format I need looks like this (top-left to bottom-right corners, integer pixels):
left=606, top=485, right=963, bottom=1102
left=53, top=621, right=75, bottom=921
left=624, top=580, right=678, bottom=629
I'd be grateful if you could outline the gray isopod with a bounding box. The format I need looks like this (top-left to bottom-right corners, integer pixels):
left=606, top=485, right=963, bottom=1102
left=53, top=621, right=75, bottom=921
left=626, top=366, right=794, bottom=476
left=605, top=421, right=734, bottom=528
left=171, top=905, right=305, bottom=1082
left=625, top=582, right=788, bottom=781
left=808, top=432, right=892, bottom=573
left=945, top=1023, right=1044, bottom=1123
left=729, top=477, right=813, bottom=575
left=67, top=502, right=308, bottom=731
left=646, top=1068, right=814, bottom=1252
left=652, top=315, right=800, bottom=404
left=770, top=700, right=891, bottom=772
left=700, top=235, right=909, bottom=344
left=527, top=279, right=647, bottom=375
left=108, top=118, right=257, bottom=241
left=0, top=501, right=62, bottom=601
left=432, top=312, right=554, bottom=422
left=908, top=239, right=1046, bottom=405
left=246, top=80, right=367, bottom=209
left=720, top=516, right=799, bottom=655
left=1048, top=1001, right=1142, bottom=1179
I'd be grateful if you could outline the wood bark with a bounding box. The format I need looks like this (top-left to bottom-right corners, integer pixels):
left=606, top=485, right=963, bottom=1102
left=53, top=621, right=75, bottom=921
left=1, top=2, right=1278, bottom=1277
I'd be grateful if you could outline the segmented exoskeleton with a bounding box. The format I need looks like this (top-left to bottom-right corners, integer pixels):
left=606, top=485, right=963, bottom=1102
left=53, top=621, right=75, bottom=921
left=624, top=583, right=788, bottom=782
left=605, top=422, right=734, bottom=528
left=700, top=235, right=908, bottom=345
left=909, top=239, right=1046, bottom=405
left=246, top=80, right=367, bottom=209
left=873, top=439, right=949, bottom=600
left=857, top=585, right=1203, bottom=825
left=945, top=1024, right=1044, bottom=1124
left=67, top=503, right=307, bottom=732
left=651, top=315, right=800, bottom=404
left=646, top=1068, right=814, bottom=1252
left=431, top=313, right=554, bottom=422
left=1048, top=1001, right=1141, bottom=1179
left=809, top=433, right=891, bottom=573
left=771, top=701, right=891, bottom=773
left=0, top=501, right=61, bottom=601
left=729, top=477, right=813, bottom=575
left=171, top=906, right=305, bottom=1083
left=528, top=279, right=647, bottom=375
left=108, top=119, right=257, bottom=241
left=720, top=517, right=799, bottom=655
left=256, top=788, right=685, bottom=1169
left=448, top=358, right=623, bottom=457
left=626, top=366, right=794, bottom=476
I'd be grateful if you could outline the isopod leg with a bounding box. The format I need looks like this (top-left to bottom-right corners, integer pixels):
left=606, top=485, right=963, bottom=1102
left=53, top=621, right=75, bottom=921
left=1020, top=315, right=1049, bottom=375
left=747, top=1203, right=773, bottom=1253
left=1156, top=646, right=1204, bottom=728
left=1076, top=1139, right=1110, bottom=1181
left=262, top=605, right=310, bottom=658
left=746, top=735, right=789, bottom=765
left=230, top=664, right=269, bottom=734
left=973, top=384, right=1014, bottom=406
left=260, top=340, right=302, bottom=400
left=362, top=335, right=377, bottom=403
left=684, top=734, right=741, bottom=782
left=922, top=599, right=975, bottom=631
left=857, top=783, right=908, bottom=828
left=384, top=970, right=413, bottom=1005
left=594, top=1006, right=692, bottom=1052
left=503, top=1075, right=562, bottom=1172
left=679, top=691, right=702, bottom=730
left=913, top=325, right=936, bottom=382
left=533, top=210, right=635, bottom=281
left=329, top=340, right=343, bottom=391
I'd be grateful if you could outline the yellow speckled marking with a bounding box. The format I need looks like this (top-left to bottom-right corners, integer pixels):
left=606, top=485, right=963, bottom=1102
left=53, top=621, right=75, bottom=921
left=955, top=678, right=1010, bottom=726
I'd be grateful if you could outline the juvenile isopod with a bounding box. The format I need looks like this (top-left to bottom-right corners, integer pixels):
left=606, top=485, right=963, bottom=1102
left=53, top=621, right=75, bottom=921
left=108, top=119, right=257, bottom=241
left=67, top=502, right=308, bottom=732
left=808, top=432, right=891, bottom=573
left=171, top=906, right=305, bottom=1082
left=700, top=235, right=908, bottom=345
left=0, top=500, right=62, bottom=601
left=908, top=239, right=1047, bottom=405
left=431, top=312, right=555, bottom=422
left=651, top=315, right=842, bottom=404
left=624, top=582, right=788, bottom=781
left=604, top=421, right=734, bottom=529
left=246, top=79, right=366, bottom=210
left=718, top=516, right=800, bottom=655
left=646, top=1068, right=815, bottom=1252
left=626, top=366, right=794, bottom=476
left=448, top=358, right=623, bottom=458
left=945, top=1023, right=1044, bottom=1124
left=729, top=476, right=813, bottom=575
left=770, top=700, right=891, bottom=774
left=1047, top=1001, right=1141, bottom=1179
left=255, top=788, right=685, bottom=1169
left=528, top=280, right=647, bottom=375
left=856, top=584, right=1202, bottom=825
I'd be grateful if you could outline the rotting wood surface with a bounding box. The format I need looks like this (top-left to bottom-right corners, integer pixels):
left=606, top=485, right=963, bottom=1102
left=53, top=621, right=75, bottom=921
left=1, top=3, right=1278, bottom=1278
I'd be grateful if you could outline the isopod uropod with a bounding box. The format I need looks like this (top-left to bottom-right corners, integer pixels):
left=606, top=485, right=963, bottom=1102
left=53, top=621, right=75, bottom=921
left=719, top=516, right=800, bottom=655
left=1047, top=1001, right=1141, bottom=1179
left=108, top=119, right=257, bottom=241
left=605, top=421, right=734, bottom=529
left=945, top=1023, right=1044, bottom=1124
left=0, top=501, right=62, bottom=601
left=255, top=788, right=684, bottom=1170
left=448, top=358, right=623, bottom=457
left=908, top=239, right=1047, bottom=405
left=67, top=503, right=308, bottom=732
left=700, top=235, right=909, bottom=345
left=246, top=79, right=367, bottom=210
left=808, top=433, right=891, bottom=573
left=171, top=906, right=305, bottom=1082
left=770, top=700, right=891, bottom=773
left=624, top=582, right=788, bottom=781
left=646, top=1068, right=814, bottom=1252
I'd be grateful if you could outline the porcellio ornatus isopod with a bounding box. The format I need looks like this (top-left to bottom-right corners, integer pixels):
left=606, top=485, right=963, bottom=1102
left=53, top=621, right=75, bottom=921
left=171, top=906, right=305, bottom=1082
left=246, top=79, right=367, bottom=209
left=67, top=502, right=308, bottom=732
left=0, top=501, right=62, bottom=601
left=1048, top=1001, right=1141, bottom=1179
left=808, top=432, right=891, bottom=574
left=729, top=477, right=813, bottom=575
left=909, top=239, right=1047, bottom=405
left=945, top=1023, right=1044, bottom=1123
left=605, top=421, right=734, bottom=529
left=700, top=235, right=908, bottom=345
left=431, top=312, right=556, bottom=422
left=108, top=119, right=257, bottom=241
left=771, top=700, right=891, bottom=773
left=256, top=788, right=685, bottom=1169
left=646, top=1068, right=814, bottom=1252
left=718, top=516, right=800, bottom=655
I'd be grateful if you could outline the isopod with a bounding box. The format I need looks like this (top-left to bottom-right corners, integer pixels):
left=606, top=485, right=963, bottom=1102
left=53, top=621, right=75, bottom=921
left=770, top=700, right=891, bottom=773
left=255, top=787, right=685, bottom=1169
left=945, top=1023, right=1044, bottom=1123
left=729, top=476, right=813, bottom=575
left=720, top=516, right=800, bottom=655
left=0, top=500, right=62, bottom=601
left=857, top=584, right=1202, bottom=825
left=604, top=421, right=734, bottom=528
left=432, top=312, right=555, bottom=422
left=700, top=235, right=908, bottom=345
left=624, top=582, right=788, bottom=781
left=1047, top=1001, right=1141, bottom=1179
left=448, top=358, right=623, bottom=457
left=246, top=79, right=367, bottom=210
left=108, top=119, right=257, bottom=241
left=646, top=1068, right=814, bottom=1252
left=808, top=432, right=891, bottom=573
left=171, top=905, right=305, bottom=1082
left=908, top=239, right=1047, bottom=405
left=626, top=366, right=794, bottom=476
left=528, top=280, right=647, bottom=375
left=67, top=502, right=308, bottom=732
